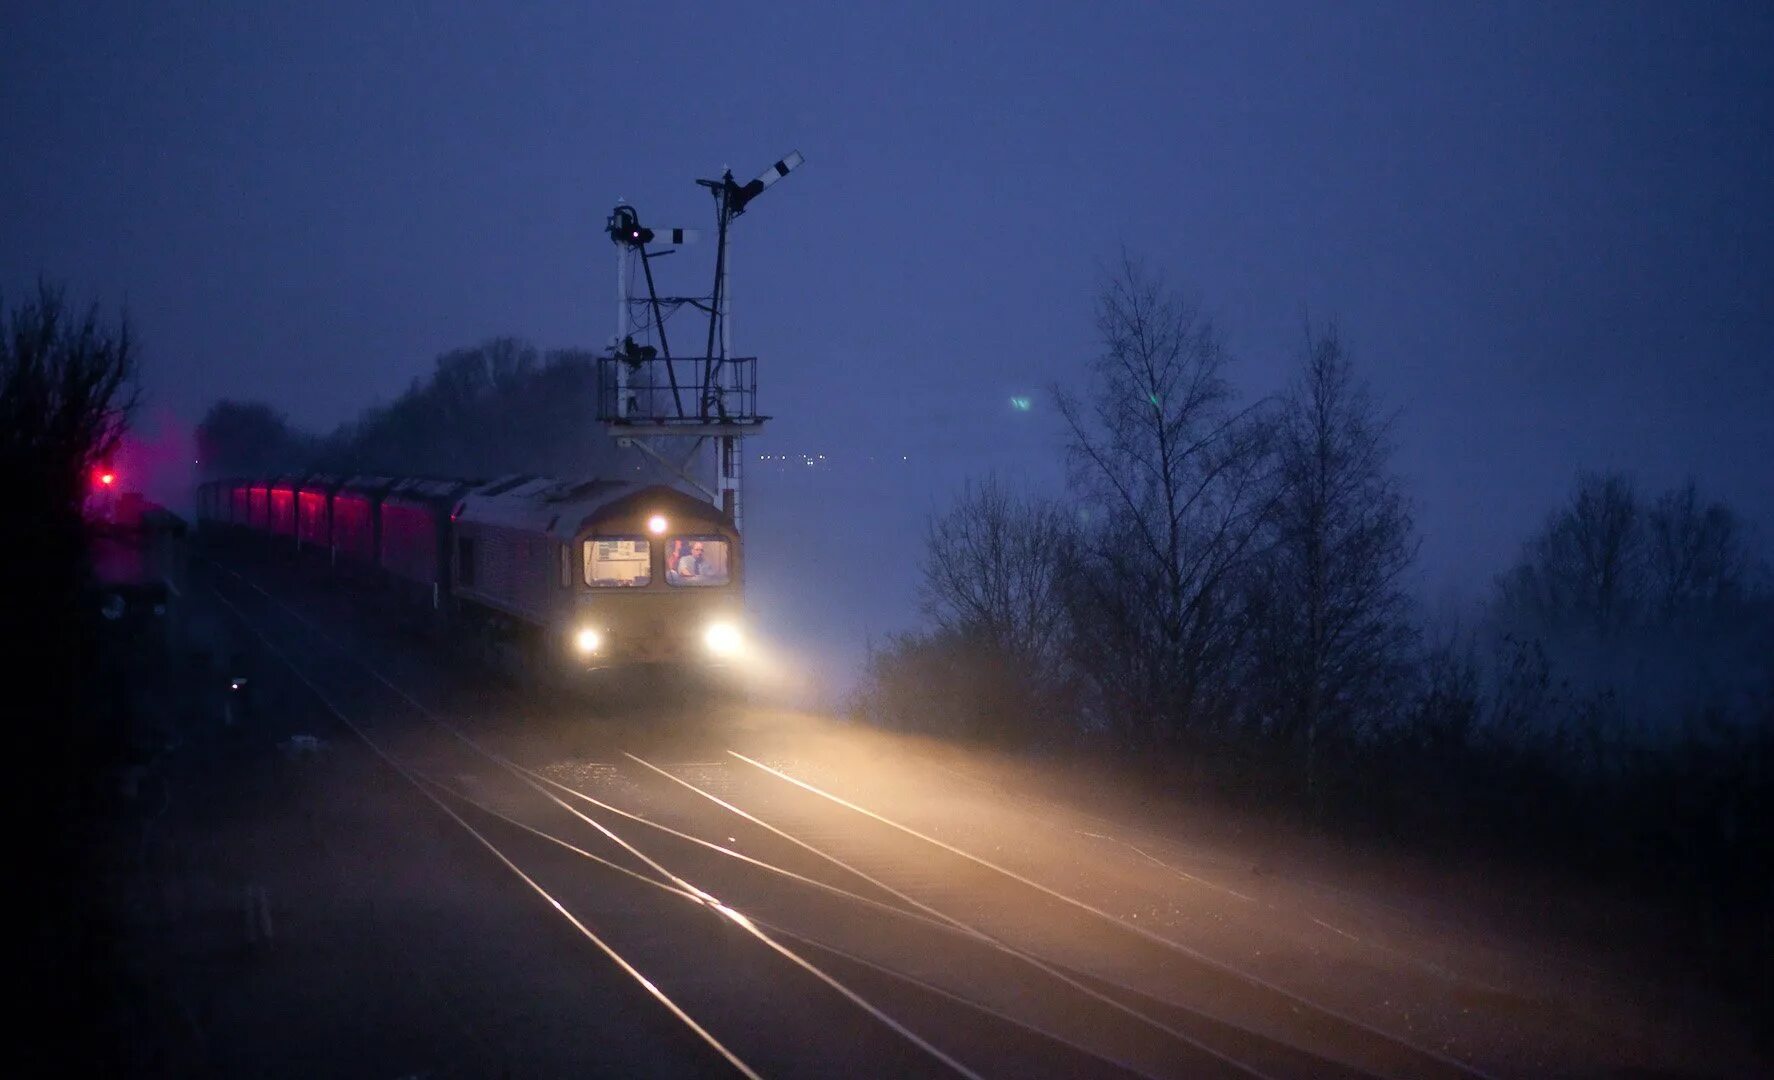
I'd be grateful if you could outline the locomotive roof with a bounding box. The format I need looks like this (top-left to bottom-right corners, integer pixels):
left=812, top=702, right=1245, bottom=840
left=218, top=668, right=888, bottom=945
left=298, top=473, right=347, bottom=492
left=384, top=476, right=477, bottom=507
left=337, top=474, right=399, bottom=494
left=453, top=477, right=722, bottom=541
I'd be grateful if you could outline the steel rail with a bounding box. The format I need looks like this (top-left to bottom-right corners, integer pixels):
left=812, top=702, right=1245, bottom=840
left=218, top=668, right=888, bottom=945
left=727, top=751, right=1496, bottom=1080
left=619, top=752, right=1292, bottom=1080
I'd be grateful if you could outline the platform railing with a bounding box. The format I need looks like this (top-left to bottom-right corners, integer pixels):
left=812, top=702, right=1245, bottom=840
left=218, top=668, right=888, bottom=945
left=596, top=354, right=762, bottom=428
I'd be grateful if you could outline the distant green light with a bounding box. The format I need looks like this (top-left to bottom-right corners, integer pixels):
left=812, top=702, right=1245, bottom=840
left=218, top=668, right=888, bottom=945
left=1147, top=393, right=1161, bottom=408
left=1010, top=396, right=1032, bottom=411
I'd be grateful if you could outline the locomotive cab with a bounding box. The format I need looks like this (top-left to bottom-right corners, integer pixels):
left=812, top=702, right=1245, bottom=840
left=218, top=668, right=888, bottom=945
left=566, top=490, right=745, bottom=670
left=450, top=479, right=746, bottom=682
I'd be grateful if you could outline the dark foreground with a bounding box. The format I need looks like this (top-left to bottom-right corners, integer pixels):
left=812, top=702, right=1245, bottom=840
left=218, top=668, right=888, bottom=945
left=83, top=542, right=1767, bottom=1078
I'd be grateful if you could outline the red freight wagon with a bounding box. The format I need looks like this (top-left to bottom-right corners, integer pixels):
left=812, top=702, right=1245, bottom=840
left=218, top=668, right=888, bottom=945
left=297, top=475, right=344, bottom=554
left=269, top=475, right=301, bottom=538
left=330, top=476, right=397, bottom=569
left=380, top=478, right=475, bottom=608
left=248, top=481, right=271, bottom=531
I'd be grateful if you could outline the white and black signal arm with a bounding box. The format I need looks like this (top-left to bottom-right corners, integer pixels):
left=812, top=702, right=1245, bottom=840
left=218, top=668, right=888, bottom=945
left=722, top=151, right=804, bottom=216
left=607, top=205, right=701, bottom=249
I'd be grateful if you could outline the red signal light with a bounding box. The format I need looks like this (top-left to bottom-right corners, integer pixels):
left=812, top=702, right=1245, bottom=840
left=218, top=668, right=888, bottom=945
left=99, top=472, right=115, bottom=486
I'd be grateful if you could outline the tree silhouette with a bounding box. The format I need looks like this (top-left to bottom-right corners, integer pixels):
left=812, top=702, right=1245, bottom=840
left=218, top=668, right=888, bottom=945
left=1244, top=326, right=1417, bottom=797
left=1055, top=255, right=1275, bottom=747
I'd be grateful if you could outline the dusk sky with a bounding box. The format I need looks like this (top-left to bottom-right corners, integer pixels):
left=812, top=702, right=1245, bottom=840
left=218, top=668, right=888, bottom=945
left=6, top=3, right=1771, bottom=683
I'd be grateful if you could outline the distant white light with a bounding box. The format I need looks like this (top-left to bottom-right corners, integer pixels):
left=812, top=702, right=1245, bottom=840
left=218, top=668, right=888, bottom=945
left=647, top=514, right=668, bottom=535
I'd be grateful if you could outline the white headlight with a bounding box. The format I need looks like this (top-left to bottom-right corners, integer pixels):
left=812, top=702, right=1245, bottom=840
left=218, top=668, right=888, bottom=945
left=574, top=627, right=603, bottom=654
left=703, top=621, right=742, bottom=657
left=647, top=514, right=668, bottom=535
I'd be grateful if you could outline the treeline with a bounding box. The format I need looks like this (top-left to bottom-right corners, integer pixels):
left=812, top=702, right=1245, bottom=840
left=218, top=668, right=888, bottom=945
left=856, top=258, right=1772, bottom=994
left=198, top=337, right=629, bottom=480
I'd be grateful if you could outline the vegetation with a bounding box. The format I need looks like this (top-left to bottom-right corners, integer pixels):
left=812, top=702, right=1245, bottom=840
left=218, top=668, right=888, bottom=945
left=197, top=338, right=627, bottom=480
left=859, top=257, right=1773, bottom=1011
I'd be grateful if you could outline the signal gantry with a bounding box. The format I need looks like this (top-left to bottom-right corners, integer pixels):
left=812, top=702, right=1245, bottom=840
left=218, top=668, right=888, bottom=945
left=598, top=151, right=805, bottom=533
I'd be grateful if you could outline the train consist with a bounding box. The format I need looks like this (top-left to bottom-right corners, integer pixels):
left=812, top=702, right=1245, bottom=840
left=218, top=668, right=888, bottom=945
left=197, top=474, right=746, bottom=679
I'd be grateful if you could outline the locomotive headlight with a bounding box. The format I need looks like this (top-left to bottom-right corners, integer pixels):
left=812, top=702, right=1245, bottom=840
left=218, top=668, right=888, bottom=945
left=703, top=620, right=743, bottom=657
left=573, top=627, right=603, bottom=655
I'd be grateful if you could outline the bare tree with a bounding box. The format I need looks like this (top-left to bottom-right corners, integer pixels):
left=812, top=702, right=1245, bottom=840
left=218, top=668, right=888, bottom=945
left=1498, top=471, right=1643, bottom=636
left=920, top=476, right=1073, bottom=670
left=1646, top=480, right=1750, bottom=624
left=1, top=283, right=138, bottom=507
left=1245, top=326, right=1416, bottom=788
left=2, top=283, right=140, bottom=667
left=1, top=283, right=139, bottom=756
left=857, top=477, right=1082, bottom=742
left=1055, top=255, right=1274, bottom=746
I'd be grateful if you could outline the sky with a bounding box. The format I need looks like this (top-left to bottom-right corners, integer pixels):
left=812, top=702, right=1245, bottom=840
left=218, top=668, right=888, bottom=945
left=5, top=2, right=1771, bottom=689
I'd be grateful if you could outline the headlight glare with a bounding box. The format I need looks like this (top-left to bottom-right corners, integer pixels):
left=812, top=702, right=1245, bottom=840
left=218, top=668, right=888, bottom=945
left=574, top=627, right=603, bottom=655
left=703, top=621, right=742, bottom=657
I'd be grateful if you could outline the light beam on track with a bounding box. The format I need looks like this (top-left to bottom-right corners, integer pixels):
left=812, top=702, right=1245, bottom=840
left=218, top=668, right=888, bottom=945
left=727, top=752, right=1495, bottom=1080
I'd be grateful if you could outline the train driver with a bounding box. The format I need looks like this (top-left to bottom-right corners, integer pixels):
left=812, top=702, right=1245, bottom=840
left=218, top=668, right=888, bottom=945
left=675, top=540, right=709, bottom=581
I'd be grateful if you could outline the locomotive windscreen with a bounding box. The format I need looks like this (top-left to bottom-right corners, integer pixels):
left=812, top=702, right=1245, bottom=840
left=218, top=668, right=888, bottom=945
left=586, top=538, right=650, bottom=587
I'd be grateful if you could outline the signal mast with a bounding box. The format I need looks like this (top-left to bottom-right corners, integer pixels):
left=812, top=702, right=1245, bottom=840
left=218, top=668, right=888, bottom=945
left=599, top=151, right=804, bottom=534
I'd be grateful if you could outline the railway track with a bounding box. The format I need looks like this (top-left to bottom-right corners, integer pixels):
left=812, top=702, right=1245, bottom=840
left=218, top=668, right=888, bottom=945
left=207, top=564, right=1257, bottom=1077
left=203, top=551, right=1509, bottom=1078
left=542, top=753, right=1481, bottom=1080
